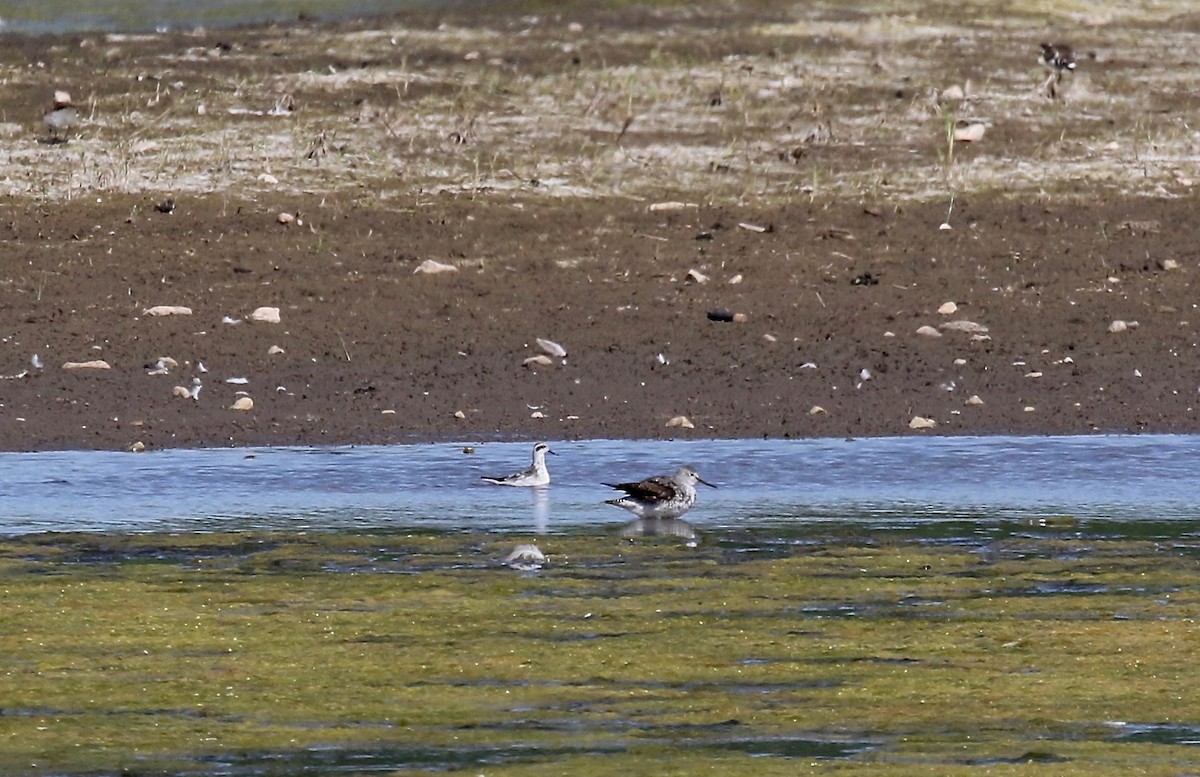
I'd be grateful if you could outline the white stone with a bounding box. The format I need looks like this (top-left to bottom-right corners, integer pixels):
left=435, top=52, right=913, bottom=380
left=144, top=305, right=192, bottom=317
left=953, top=123, right=986, bottom=142
left=940, top=320, right=988, bottom=333
left=249, top=306, right=281, bottom=323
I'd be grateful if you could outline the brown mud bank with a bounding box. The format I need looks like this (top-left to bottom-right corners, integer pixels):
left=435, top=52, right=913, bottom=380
left=1, top=1, right=1198, bottom=451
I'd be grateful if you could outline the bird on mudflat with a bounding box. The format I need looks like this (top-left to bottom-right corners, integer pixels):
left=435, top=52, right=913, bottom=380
left=43, top=90, right=79, bottom=143
left=1039, top=42, right=1076, bottom=99
left=481, top=443, right=556, bottom=487
left=1039, top=42, right=1076, bottom=73
left=603, top=465, right=716, bottom=519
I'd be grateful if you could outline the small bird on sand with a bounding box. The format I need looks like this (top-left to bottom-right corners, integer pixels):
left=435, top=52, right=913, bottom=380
left=603, top=465, right=716, bottom=519
left=1039, top=42, right=1076, bottom=98
left=1039, top=42, right=1076, bottom=73
left=481, top=443, right=556, bottom=487
left=43, top=90, right=79, bottom=143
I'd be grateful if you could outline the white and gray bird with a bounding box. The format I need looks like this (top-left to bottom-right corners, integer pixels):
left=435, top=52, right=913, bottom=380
left=481, top=443, right=556, bottom=487
left=43, top=90, right=79, bottom=143
left=603, top=465, right=716, bottom=519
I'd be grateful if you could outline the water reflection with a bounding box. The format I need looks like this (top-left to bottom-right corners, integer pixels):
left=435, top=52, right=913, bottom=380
left=619, top=517, right=699, bottom=546
left=532, top=487, right=549, bottom=535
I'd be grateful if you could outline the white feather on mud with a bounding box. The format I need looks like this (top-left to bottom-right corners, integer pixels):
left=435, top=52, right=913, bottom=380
left=536, top=338, right=567, bottom=358
left=413, top=259, right=458, bottom=274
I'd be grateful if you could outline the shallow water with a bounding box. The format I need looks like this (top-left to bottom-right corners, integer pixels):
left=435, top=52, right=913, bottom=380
left=0, top=0, right=458, bottom=35
left=2, top=435, right=1198, bottom=539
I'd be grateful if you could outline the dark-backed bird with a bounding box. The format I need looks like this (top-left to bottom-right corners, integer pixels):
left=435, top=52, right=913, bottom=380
left=603, top=465, right=715, bottom=519
left=1039, top=42, right=1076, bottom=73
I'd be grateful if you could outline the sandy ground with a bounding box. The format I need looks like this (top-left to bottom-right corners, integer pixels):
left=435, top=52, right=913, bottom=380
left=1, top=1, right=1199, bottom=451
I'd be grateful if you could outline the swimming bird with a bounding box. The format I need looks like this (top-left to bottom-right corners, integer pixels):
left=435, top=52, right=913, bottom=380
left=43, top=90, right=79, bottom=143
left=603, top=465, right=715, bottom=519
left=481, top=443, right=556, bottom=487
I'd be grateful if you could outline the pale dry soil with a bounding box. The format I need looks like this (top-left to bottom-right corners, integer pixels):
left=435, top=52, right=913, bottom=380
left=1, top=0, right=1199, bottom=450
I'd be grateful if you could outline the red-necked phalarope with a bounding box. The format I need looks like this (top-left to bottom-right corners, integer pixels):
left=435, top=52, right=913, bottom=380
left=481, top=443, right=556, bottom=487
left=603, top=465, right=716, bottom=519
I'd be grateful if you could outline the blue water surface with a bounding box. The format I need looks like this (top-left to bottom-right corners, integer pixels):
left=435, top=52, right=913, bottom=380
left=0, top=0, right=460, bottom=35
left=1, top=435, right=1197, bottom=537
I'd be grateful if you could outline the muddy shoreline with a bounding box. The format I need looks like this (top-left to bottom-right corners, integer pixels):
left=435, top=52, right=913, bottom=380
left=1, top=3, right=1198, bottom=451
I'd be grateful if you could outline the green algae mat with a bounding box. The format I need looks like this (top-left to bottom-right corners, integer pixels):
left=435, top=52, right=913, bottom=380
left=2, top=530, right=1199, bottom=775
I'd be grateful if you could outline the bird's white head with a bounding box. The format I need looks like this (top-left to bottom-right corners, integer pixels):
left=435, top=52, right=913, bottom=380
left=678, top=465, right=716, bottom=489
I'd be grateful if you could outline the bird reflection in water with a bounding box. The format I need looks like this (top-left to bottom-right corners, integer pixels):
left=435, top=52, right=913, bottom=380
left=532, top=487, right=549, bottom=535
left=619, top=517, right=699, bottom=547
